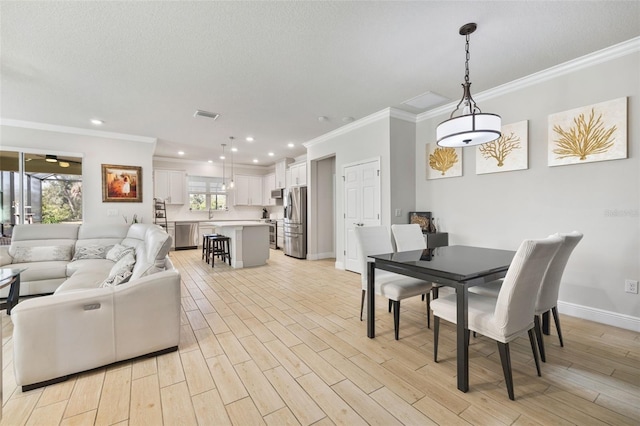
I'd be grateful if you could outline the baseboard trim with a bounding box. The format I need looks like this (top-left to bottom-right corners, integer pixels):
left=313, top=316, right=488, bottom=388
left=307, top=252, right=335, bottom=261
left=335, top=261, right=345, bottom=270
left=558, top=301, right=640, bottom=332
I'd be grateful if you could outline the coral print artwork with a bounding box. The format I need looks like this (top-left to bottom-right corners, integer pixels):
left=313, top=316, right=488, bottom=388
left=102, top=164, right=143, bottom=202
left=548, top=97, right=627, bottom=167
left=426, top=143, right=462, bottom=179
left=476, top=120, right=528, bottom=175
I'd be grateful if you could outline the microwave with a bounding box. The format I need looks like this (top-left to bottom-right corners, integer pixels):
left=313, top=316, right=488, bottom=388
left=270, top=188, right=283, bottom=199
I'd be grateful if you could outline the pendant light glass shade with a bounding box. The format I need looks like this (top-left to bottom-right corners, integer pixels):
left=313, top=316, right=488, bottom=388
left=436, top=23, right=501, bottom=147
left=228, top=136, right=235, bottom=189
left=220, top=144, right=227, bottom=191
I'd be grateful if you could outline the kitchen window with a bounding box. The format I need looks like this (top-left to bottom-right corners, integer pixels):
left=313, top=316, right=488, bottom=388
left=187, top=176, right=227, bottom=211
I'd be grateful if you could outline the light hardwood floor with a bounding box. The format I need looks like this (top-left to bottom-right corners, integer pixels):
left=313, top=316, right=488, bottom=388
left=1, top=249, right=639, bottom=425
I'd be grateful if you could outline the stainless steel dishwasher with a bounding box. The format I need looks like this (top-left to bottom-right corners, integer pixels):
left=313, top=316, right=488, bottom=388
left=174, top=221, right=199, bottom=250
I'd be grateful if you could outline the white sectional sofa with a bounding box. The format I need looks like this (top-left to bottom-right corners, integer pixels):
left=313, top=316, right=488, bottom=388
left=0, top=223, right=181, bottom=391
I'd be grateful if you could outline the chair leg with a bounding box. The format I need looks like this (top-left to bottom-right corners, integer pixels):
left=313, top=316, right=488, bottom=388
left=528, top=328, right=542, bottom=377
left=433, top=316, right=439, bottom=362
left=497, top=342, right=515, bottom=401
left=393, top=300, right=400, bottom=340
left=425, top=293, right=431, bottom=329
left=388, top=299, right=392, bottom=313
left=432, top=286, right=439, bottom=299
left=534, top=315, right=546, bottom=362
left=360, top=290, right=366, bottom=321
left=551, top=307, right=564, bottom=347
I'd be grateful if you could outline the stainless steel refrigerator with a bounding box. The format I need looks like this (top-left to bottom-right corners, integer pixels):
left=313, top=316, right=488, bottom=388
left=284, top=186, right=307, bottom=259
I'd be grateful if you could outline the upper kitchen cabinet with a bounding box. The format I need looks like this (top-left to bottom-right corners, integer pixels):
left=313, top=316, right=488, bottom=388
left=289, top=162, right=307, bottom=187
left=234, top=175, right=263, bottom=206
left=275, top=158, right=292, bottom=189
left=263, top=173, right=276, bottom=206
left=154, top=169, right=186, bottom=204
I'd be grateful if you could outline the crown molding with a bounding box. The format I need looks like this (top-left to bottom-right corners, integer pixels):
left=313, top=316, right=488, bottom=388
left=0, top=118, right=157, bottom=143
left=418, top=36, right=640, bottom=121
left=304, top=107, right=416, bottom=148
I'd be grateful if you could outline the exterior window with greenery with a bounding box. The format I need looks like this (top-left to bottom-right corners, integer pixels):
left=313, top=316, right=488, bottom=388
left=188, top=176, right=226, bottom=211
left=1, top=151, right=82, bottom=234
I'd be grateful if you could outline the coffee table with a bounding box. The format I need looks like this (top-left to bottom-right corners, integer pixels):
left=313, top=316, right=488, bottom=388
left=0, top=267, right=26, bottom=315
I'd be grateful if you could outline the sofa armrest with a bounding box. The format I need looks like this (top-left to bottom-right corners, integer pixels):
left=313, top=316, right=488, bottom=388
left=12, top=268, right=181, bottom=387
left=0, top=246, right=12, bottom=266
left=12, top=288, right=117, bottom=387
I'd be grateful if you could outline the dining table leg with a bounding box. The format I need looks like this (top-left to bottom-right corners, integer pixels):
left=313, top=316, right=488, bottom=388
left=456, top=283, right=469, bottom=392
left=367, top=261, right=375, bottom=338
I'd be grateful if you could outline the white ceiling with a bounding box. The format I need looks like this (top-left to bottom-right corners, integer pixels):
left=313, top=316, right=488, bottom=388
left=1, top=1, right=639, bottom=166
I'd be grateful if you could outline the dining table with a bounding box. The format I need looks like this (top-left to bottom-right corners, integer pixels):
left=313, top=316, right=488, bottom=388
left=367, top=245, right=516, bottom=393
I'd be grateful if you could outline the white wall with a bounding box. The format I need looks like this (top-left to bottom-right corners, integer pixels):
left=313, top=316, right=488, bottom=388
left=1, top=125, right=156, bottom=225
left=415, top=50, right=640, bottom=325
left=390, top=116, right=417, bottom=225
left=306, top=110, right=393, bottom=267
left=309, top=156, right=335, bottom=259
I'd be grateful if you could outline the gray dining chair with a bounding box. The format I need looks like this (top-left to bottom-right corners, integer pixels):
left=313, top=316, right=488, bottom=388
left=431, top=235, right=562, bottom=400
left=355, top=226, right=433, bottom=340
left=391, top=223, right=436, bottom=321
left=470, top=231, right=583, bottom=362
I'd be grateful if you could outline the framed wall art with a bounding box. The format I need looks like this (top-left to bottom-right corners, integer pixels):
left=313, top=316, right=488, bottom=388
left=476, top=120, right=528, bottom=175
left=102, top=164, right=142, bottom=202
left=426, top=143, right=462, bottom=180
left=548, top=97, right=627, bottom=167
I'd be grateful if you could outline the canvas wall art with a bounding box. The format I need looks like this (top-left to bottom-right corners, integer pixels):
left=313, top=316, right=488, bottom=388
left=426, top=144, right=462, bottom=179
left=102, top=164, right=142, bottom=202
left=476, top=120, right=528, bottom=175
left=548, top=97, right=627, bottom=167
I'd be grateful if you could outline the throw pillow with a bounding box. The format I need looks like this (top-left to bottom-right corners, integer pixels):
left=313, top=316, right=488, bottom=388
left=106, top=244, right=135, bottom=262
left=100, top=252, right=136, bottom=287
left=12, top=245, right=73, bottom=263
left=72, top=245, right=111, bottom=261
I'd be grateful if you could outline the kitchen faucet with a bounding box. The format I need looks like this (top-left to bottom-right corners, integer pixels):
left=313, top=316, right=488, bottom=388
left=208, top=208, right=214, bottom=220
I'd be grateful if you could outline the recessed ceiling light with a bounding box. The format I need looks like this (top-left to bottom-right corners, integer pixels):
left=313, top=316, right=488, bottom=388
left=318, top=116, right=329, bottom=122
left=59, top=161, right=70, bottom=168
left=231, top=147, right=238, bottom=152
left=246, top=137, right=254, bottom=142
left=220, top=155, right=226, bottom=160
left=287, top=143, right=295, bottom=148
left=90, top=119, right=103, bottom=125
left=208, top=160, right=213, bottom=163
left=178, top=151, right=185, bottom=156
left=268, top=152, right=274, bottom=157
left=342, top=116, right=355, bottom=123
left=252, top=159, right=258, bottom=163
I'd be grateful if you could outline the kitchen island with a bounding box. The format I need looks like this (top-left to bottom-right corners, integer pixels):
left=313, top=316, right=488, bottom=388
left=203, top=221, right=270, bottom=268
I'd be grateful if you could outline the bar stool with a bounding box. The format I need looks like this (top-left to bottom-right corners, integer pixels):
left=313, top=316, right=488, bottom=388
left=202, top=233, right=217, bottom=263
left=207, top=235, right=231, bottom=267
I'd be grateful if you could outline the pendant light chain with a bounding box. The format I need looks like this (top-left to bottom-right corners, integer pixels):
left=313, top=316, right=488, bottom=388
left=464, top=32, right=471, bottom=85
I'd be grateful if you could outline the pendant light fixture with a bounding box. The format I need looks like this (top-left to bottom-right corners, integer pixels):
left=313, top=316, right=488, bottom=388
left=228, top=136, right=235, bottom=189
left=436, top=23, right=501, bottom=147
left=220, top=144, right=227, bottom=192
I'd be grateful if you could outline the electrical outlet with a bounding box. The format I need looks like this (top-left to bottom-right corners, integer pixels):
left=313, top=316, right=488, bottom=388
left=625, top=279, right=638, bottom=294
left=395, top=208, right=402, bottom=217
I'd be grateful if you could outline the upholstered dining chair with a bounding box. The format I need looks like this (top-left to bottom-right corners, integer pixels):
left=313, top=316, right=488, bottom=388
left=431, top=235, right=562, bottom=400
left=391, top=223, right=436, bottom=314
left=470, top=231, right=583, bottom=362
left=355, top=226, right=433, bottom=340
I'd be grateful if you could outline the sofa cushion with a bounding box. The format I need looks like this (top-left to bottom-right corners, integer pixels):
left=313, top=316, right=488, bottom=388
left=10, top=261, right=68, bottom=282
left=66, top=259, right=115, bottom=277
left=106, top=244, right=135, bottom=262
left=101, top=252, right=136, bottom=287
left=56, top=262, right=115, bottom=294
left=11, top=246, right=73, bottom=263
left=72, top=245, right=111, bottom=261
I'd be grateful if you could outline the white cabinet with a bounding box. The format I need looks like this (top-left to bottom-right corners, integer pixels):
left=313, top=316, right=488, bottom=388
left=289, top=162, right=307, bottom=187
left=154, top=170, right=186, bottom=204
left=263, top=173, right=276, bottom=206
left=234, top=175, right=263, bottom=206
left=199, top=224, right=214, bottom=247
left=275, top=159, right=289, bottom=189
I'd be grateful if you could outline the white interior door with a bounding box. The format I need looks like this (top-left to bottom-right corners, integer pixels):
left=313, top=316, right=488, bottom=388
left=343, top=159, right=380, bottom=272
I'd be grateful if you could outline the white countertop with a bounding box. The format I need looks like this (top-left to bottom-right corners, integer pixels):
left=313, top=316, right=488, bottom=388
left=203, top=221, right=269, bottom=227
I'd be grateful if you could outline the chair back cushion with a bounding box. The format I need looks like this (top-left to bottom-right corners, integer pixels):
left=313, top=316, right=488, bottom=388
left=494, top=236, right=563, bottom=338
left=536, top=231, right=583, bottom=313
left=391, top=224, right=427, bottom=252
left=354, top=226, right=394, bottom=287
left=9, top=224, right=80, bottom=262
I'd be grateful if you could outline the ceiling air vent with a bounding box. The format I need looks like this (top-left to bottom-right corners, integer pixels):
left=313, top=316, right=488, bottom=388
left=193, top=110, right=220, bottom=120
